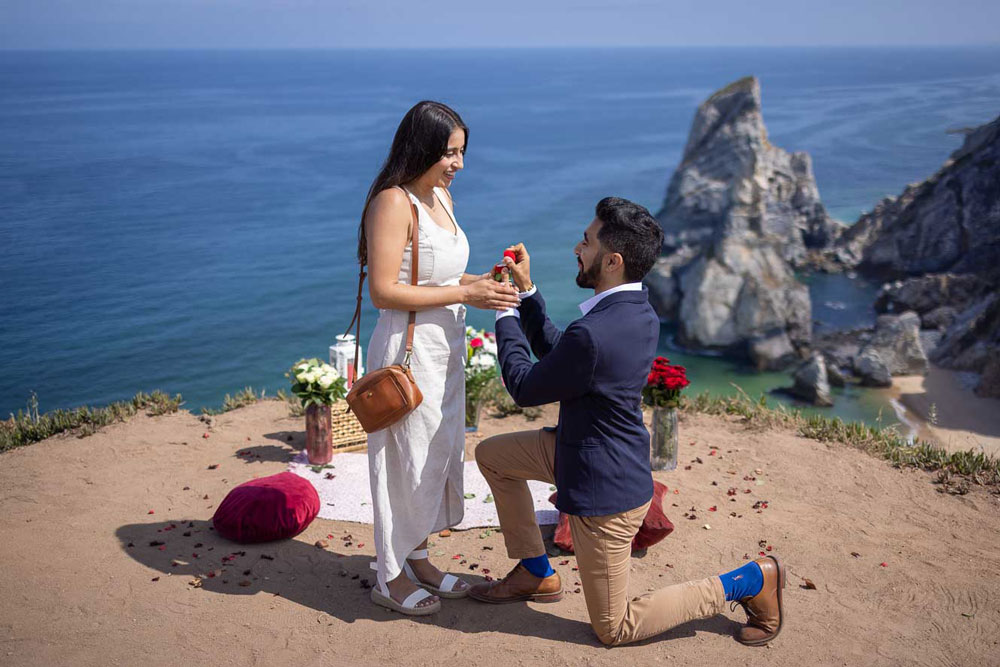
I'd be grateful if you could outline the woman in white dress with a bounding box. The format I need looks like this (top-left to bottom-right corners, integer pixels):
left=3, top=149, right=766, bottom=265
left=359, top=101, right=521, bottom=615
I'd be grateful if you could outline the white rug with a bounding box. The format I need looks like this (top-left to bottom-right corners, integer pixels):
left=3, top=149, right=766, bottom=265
left=288, top=451, right=559, bottom=530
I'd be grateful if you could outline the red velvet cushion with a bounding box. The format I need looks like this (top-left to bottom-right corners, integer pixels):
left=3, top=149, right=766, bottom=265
left=212, top=472, right=319, bottom=543
left=549, top=481, right=674, bottom=553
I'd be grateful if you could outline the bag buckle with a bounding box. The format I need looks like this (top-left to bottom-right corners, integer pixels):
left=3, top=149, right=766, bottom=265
left=403, top=349, right=413, bottom=369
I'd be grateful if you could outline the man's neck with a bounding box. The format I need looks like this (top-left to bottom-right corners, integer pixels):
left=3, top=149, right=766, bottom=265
left=592, top=277, right=629, bottom=296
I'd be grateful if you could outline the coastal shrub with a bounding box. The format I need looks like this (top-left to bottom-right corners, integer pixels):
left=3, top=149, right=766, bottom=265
left=1, top=390, right=183, bottom=452
left=202, top=386, right=268, bottom=415
left=683, top=388, right=1000, bottom=489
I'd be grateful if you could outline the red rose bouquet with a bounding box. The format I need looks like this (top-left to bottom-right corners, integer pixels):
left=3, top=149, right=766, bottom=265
left=642, top=356, right=689, bottom=409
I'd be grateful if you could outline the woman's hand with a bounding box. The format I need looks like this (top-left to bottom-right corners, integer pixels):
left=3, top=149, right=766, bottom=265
left=462, top=273, right=521, bottom=311
left=503, top=243, right=532, bottom=292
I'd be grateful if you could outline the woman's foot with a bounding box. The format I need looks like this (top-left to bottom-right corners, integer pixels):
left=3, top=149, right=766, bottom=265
left=384, top=571, right=440, bottom=610
left=406, top=556, right=471, bottom=594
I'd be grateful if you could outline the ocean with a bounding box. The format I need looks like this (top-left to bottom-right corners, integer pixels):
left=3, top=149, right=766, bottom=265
left=2, top=47, right=1000, bottom=424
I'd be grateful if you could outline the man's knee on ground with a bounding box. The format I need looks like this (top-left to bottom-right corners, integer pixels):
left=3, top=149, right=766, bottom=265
left=592, top=621, right=626, bottom=647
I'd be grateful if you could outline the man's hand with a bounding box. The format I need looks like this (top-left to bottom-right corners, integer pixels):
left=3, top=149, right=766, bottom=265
left=503, top=243, right=532, bottom=292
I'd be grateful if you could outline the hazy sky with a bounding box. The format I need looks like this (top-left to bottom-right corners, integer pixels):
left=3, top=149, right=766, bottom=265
left=2, top=0, right=998, bottom=49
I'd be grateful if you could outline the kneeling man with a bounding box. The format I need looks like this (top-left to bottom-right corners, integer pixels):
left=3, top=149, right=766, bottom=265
left=471, top=197, right=786, bottom=647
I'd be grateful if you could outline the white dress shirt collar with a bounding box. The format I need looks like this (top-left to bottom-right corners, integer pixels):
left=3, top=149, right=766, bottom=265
left=578, top=282, right=644, bottom=316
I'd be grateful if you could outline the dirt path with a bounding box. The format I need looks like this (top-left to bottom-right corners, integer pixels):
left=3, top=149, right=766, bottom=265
left=1, top=400, right=998, bottom=666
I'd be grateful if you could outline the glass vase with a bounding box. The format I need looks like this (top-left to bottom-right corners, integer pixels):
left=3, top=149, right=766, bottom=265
left=650, top=405, right=678, bottom=471
left=465, top=394, right=483, bottom=432
left=305, top=403, right=333, bottom=465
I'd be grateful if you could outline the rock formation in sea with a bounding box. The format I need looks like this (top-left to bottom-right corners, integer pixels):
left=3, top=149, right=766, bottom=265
left=830, top=115, right=1000, bottom=279
left=824, top=113, right=1000, bottom=397
left=646, top=76, right=842, bottom=369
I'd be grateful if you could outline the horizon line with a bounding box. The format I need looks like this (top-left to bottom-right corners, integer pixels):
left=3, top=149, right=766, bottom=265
left=3, top=43, right=1000, bottom=53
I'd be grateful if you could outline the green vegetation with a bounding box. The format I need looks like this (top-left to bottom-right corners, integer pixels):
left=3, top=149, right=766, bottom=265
left=1, top=390, right=183, bottom=452
left=201, top=387, right=267, bottom=415
left=682, top=386, right=1000, bottom=491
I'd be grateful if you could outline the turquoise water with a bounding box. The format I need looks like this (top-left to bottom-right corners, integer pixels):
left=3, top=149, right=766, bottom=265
left=2, top=48, right=999, bottom=422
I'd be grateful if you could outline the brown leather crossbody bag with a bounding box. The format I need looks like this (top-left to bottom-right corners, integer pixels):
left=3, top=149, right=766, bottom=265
left=343, top=196, right=423, bottom=433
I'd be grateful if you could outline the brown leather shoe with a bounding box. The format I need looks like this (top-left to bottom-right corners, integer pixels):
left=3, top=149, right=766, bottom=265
left=467, top=563, right=563, bottom=604
left=733, top=555, right=786, bottom=646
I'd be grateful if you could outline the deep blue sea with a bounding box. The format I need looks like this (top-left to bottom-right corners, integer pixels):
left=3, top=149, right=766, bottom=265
left=2, top=48, right=1000, bottom=424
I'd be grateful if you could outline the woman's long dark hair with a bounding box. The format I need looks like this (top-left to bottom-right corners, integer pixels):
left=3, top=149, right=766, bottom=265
left=357, top=101, right=468, bottom=264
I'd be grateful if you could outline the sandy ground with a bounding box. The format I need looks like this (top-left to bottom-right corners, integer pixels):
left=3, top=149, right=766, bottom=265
left=2, top=399, right=999, bottom=667
left=885, top=364, right=1000, bottom=458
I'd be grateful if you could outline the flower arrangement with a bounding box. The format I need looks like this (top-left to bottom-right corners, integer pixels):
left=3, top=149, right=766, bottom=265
left=285, top=358, right=348, bottom=408
left=465, top=326, right=499, bottom=396
left=464, top=327, right=499, bottom=430
left=642, top=356, right=690, bottom=409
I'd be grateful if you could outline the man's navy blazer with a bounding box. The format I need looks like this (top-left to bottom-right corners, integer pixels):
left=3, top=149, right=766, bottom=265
left=495, top=286, right=658, bottom=516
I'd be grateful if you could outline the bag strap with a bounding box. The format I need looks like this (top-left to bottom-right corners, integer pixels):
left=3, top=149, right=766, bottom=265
left=345, top=190, right=419, bottom=380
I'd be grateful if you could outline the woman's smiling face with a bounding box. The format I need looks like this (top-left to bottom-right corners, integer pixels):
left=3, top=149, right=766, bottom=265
left=426, top=127, right=466, bottom=189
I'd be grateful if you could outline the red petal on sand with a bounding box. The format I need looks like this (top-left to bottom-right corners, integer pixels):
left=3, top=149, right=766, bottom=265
left=158, top=545, right=166, bottom=551
left=880, top=562, right=888, bottom=567
left=759, top=551, right=765, bottom=556
left=766, top=546, right=772, bottom=551
left=452, top=555, right=461, bottom=560
left=482, top=569, right=490, bottom=574
left=708, top=506, right=717, bottom=512
left=673, top=489, right=679, bottom=494
left=203, top=433, right=209, bottom=438
left=357, top=543, right=364, bottom=548
left=148, top=510, right=155, bottom=514
left=207, top=464, right=219, bottom=470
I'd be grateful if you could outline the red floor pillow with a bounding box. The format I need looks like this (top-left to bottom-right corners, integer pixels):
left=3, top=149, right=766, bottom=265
left=212, top=472, right=319, bottom=543
left=550, top=481, right=674, bottom=553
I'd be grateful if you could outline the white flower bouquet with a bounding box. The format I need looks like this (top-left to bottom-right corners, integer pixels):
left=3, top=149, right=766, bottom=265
left=285, top=357, right=348, bottom=408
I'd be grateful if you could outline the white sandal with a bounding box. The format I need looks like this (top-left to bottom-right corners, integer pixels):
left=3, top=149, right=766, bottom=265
left=369, top=562, right=441, bottom=616
left=403, top=549, right=470, bottom=599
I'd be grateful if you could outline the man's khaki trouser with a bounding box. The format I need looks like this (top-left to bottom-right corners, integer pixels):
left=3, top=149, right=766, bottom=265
left=476, top=428, right=726, bottom=646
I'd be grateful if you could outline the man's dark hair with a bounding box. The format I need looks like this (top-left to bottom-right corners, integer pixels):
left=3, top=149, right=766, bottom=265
left=594, top=197, right=664, bottom=282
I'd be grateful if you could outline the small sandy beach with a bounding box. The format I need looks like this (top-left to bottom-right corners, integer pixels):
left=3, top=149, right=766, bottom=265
left=885, top=364, right=1000, bottom=458
left=1, top=400, right=998, bottom=666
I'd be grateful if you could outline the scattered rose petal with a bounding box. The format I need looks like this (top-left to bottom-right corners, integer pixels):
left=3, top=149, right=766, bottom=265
left=203, top=433, right=209, bottom=439
left=482, top=568, right=490, bottom=574
left=851, top=552, right=861, bottom=558
left=158, top=545, right=166, bottom=551
left=207, top=464, right=218, bottom=470
left=708, top=506, right=717, bottom=512
left=147, top=510, right=155, bottom=515
left=151, top=577, right=160, bottom=582
left=766, top=546, right=772, bottom=552
left=357, top=543, right=364, bottom=548
left=803, top=578, right=817, bottom=590
left=880, top=562, right=888, bottom=567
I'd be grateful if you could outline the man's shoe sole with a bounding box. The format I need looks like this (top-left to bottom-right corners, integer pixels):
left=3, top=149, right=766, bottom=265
left=467, top=589, right=564, bottom=604
left=736, top=555, right=785, bottom=647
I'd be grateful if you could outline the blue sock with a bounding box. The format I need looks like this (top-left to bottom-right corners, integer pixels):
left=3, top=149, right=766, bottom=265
left=520, top=554, right=555, bottom=578
left=718, top=561, right=764, bottom=601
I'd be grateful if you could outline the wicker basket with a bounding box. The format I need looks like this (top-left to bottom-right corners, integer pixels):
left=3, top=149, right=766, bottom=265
left=330, top=399, right=368, bottom=453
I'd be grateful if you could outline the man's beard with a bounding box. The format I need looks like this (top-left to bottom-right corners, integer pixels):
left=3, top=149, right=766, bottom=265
left=575, top=254, right=602, bottom=288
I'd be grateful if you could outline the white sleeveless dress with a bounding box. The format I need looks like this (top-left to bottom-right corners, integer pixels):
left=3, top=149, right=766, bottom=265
left=366, top=186, right=470, bottom=590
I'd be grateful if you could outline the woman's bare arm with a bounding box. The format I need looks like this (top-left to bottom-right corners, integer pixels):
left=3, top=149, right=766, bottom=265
left=365, top=189, right=519, bottom=312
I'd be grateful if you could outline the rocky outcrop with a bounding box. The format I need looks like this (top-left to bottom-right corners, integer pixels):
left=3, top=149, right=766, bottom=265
left=874, top=273, right=993, bottom=324
left=831, top=114, right=1000, bottom=279
left=854, top=349, right=892, bottom=387
left=859, top=312, right=929, bottom=376
left=930, top=293, right=1000, bottom=373
left=788, top=353, right=834, bottom=406
left=812, top=313, right=928, bottom=386
left=657, top=76, right=843, bottom=266
left=645, top=76, right=835, bottom=368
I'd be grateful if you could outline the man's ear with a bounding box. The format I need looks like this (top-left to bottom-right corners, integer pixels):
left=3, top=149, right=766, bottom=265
left=605, top=252, right=625, bottom=275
